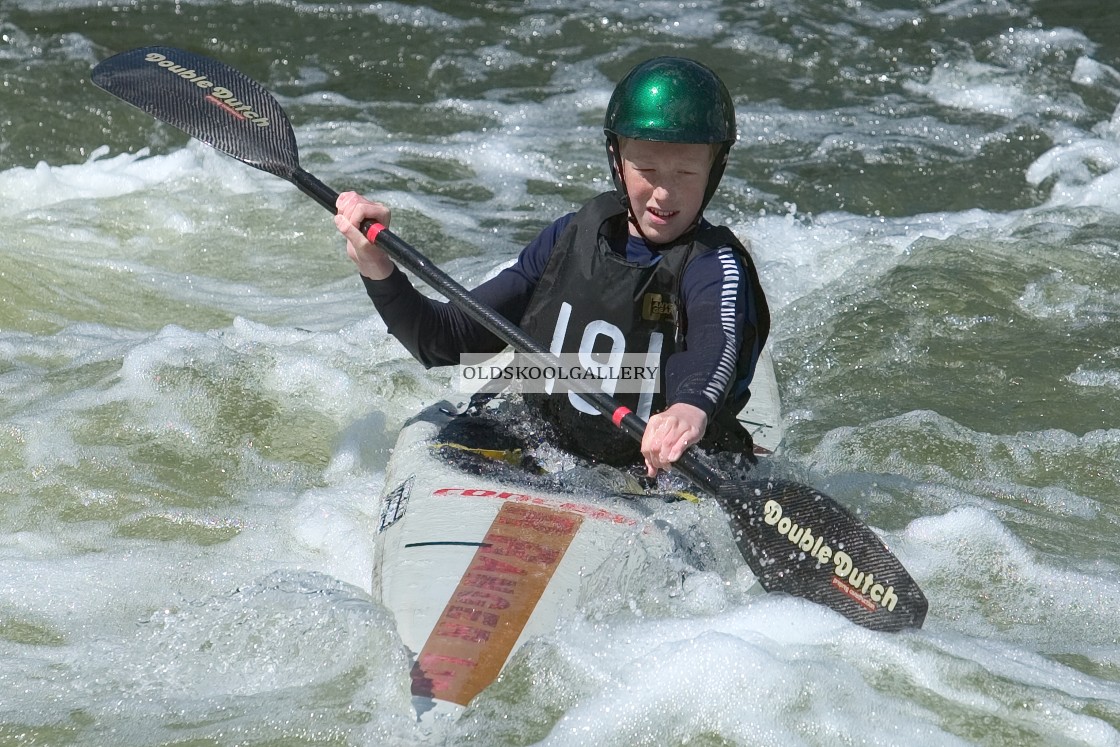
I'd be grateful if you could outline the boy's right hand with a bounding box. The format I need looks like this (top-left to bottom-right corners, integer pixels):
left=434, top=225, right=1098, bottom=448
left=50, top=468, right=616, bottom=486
left=334, top=191, right=396, bottom=280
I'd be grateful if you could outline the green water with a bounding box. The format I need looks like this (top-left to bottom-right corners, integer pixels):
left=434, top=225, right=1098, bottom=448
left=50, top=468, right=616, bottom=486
left=2, top=0, right=1120, bottom=744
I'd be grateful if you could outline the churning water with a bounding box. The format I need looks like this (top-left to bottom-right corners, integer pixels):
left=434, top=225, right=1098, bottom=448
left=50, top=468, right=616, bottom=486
left=3, top=0, right=1120, bottom=744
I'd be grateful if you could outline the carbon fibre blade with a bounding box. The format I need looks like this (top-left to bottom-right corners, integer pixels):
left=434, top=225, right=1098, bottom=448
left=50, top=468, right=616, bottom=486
left=92, top=46, right=300, bottom=179
left=722, top=478, right=927, bottom=632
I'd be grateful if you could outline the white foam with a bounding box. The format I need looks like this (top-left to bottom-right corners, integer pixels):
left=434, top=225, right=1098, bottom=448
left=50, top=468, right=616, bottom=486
left=906, top=60, right=1061, bottom=119
left=533, top=605, right=963, bottom=746
left=1017, top=271, right=1120, bottom=324
left=742, top=206, right=1016, bottom=314
left=929, top=0, right=1029, bottom=20
left=0, top=143, right=285, bottom=218
left=904, top=25, right=1093, bottom=123
left=1067, top=352, right=1120, bottom=389
left=287, top=479, right=382, bottom=591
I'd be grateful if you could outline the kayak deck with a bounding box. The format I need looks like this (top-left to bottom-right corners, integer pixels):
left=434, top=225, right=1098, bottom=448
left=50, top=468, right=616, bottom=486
left=371, top=349, right=783, bottom=718
left=373, top=403, right=681, bottom=716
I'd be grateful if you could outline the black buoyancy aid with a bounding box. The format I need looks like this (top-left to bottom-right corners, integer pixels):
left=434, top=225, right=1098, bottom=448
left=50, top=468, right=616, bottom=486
left=518, top=191, right=770, bottom=465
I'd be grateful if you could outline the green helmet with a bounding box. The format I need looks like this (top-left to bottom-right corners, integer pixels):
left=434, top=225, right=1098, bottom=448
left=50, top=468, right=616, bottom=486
left=604, top=57, right=736, bottom=234
left=604, top=56, right=736, bottom=145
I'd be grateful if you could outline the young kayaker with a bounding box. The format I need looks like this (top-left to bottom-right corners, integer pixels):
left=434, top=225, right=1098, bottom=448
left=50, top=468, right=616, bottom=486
left=334, top=56, right=770, bottom=478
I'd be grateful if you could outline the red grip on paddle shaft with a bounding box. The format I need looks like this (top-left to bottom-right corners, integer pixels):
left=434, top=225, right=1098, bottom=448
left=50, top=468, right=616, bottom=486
left=363, top=220, right=386, bottom=245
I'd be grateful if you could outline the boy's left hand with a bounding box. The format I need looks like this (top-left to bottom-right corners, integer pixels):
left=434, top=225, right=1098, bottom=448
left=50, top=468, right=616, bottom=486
left=642, top=403, right=708, bottom=477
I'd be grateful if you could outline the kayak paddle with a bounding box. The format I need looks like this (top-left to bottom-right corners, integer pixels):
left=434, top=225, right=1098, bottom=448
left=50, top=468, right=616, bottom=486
left=91, top=46, right=928, bottom=633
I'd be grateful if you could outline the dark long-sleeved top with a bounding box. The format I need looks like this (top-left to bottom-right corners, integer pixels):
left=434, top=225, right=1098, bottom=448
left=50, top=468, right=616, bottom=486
left=362, top=213, right=759, bottom=419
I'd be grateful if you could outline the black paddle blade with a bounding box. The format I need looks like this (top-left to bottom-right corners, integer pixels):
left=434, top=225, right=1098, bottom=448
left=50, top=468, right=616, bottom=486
left=722, top=479, right=928, bottom=632
left=91, top=46, right=300, bottom=180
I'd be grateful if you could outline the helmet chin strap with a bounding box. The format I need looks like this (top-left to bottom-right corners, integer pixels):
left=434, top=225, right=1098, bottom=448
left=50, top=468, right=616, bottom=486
left=606, top=135, right=651, bottom=242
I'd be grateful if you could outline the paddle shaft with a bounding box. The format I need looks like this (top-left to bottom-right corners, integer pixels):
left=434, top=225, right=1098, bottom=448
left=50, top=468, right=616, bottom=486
left=291, top=167, right=724, bottom=490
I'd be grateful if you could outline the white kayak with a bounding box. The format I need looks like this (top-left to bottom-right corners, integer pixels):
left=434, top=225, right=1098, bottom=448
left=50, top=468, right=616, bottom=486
left=371, top=349, right=783, bottom=718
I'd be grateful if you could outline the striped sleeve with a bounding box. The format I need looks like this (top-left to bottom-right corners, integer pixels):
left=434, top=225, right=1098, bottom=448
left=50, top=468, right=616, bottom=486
left=701, top=247, right=742, bottom=404
left=664, top=245, right=748, bottom=416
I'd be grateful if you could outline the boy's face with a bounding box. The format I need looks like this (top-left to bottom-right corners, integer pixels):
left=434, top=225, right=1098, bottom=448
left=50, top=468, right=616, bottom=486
left=619, top=138, right=714, bottom=244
